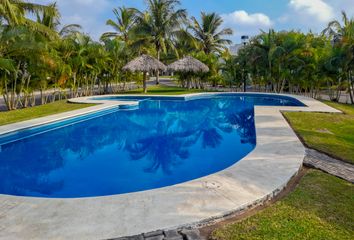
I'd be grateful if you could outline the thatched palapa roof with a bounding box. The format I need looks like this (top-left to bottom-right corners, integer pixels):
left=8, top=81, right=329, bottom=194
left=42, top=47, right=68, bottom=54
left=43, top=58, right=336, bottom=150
left=122, top=54, right=166, bottom=72
left=168, top=56, right=209, bottom=73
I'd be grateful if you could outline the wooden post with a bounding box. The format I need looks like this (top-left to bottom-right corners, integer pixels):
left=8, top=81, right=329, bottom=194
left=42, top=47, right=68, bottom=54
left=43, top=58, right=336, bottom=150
left=143, top=72, right=147, bottom=93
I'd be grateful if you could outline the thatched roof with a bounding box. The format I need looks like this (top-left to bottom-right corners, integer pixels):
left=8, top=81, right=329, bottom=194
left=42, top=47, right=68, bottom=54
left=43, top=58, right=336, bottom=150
left=168, top=56, right=209, bottom=73
left=122, top=54, right=166, bottom=72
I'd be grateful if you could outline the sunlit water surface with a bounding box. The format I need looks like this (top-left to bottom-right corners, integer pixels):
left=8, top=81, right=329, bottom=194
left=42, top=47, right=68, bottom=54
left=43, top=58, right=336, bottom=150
left=0, top=95, right=303, bottom=198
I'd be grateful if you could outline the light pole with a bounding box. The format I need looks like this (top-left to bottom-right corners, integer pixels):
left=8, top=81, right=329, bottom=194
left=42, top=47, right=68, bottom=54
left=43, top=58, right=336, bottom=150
left=241, top=35, right=249, bottom=46
left=241, top=35, right=249, bottom=92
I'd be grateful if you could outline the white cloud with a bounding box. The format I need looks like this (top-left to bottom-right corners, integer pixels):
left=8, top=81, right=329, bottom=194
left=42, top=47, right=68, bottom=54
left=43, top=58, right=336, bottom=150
left=222, top=10, right=273, bottom=27
left=31, top=0, right=354, bottom=43
left=289, top=0, right=335, bottom=23
left=221, top=10, right=273, bottom=42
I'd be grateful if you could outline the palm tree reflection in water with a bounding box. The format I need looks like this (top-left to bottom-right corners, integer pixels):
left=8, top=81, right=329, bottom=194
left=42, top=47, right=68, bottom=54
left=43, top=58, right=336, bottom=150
left=124, top=98, right=256, bottom=174
left=127, top=121, right=190, bottom=174
left=0, top=97, right=257, bottom=197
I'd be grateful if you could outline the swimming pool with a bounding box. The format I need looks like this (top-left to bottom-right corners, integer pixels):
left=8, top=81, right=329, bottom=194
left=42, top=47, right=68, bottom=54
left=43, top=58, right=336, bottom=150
left=0, top=94, right=304, bottom=198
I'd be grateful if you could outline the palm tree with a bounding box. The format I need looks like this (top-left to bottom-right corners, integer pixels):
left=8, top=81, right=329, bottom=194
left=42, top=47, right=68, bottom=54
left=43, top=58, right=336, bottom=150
left=35, top=3, right=60, bottom=30
left=252, top=29, right=279, bottom=91
left=0, top=0, right=57, bottom=38
left=323, top=11, right=354, bottom=41
left=134, top=0, right=187, bottom=84
left=36, top=3, right=81, bottom=38
left=190, top=12, right=233, bottom=54
left=101, top=7, right=137, bottom=42
left=323, top=11, right=354, bottom=103
left=0, top=0, right=48, bottom=25
left=102, top=38, right=133, bottom=92
left=0, top=25, right=51, bottom=109
left=173, top=28, right=199, bottom=57
left=221, top=54, right=240, bottom=89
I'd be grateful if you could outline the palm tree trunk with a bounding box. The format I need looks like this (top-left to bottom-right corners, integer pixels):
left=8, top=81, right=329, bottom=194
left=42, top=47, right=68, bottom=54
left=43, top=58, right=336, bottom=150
left=143, top=72, right=147, bottom=93
left=11, top=65, right=20, bottom=110
left=3, top=76, right=10, bottom=110
left=72, top=72, right=77, bottom=98
left=187, top=76, right=192, bottom=89
left=16, top=73, right=26, bottom=108
left=23, top=75, right=31, bottom=108
left=156, top=50, right=160, bottom=85
left=123, top=75, right=127, bottom=91
left=348, top=71, right=354, bottom=104
left=280, top=78, right=286, bottom=93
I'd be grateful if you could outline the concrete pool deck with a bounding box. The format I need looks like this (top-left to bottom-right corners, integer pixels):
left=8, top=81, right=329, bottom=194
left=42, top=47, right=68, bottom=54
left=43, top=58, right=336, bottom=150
left=0, top=93, right=341, bottom=240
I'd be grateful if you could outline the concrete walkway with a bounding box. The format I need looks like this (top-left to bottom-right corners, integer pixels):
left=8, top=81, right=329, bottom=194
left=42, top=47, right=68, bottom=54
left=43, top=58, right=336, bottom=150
left=304, top=148, right=354, bottom=183
left=118, top=148, right=354, bottom=240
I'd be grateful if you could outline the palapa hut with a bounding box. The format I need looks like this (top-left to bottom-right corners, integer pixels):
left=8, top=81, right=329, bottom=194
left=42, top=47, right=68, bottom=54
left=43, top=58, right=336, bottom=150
left=168, top=56, right=209, bottom=89
left=123, top=55, right=166, bottom=93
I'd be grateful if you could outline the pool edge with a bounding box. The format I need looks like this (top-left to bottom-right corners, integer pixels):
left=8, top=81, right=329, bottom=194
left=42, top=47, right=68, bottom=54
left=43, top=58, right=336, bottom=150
left=0, top=93, right=341, bottom=240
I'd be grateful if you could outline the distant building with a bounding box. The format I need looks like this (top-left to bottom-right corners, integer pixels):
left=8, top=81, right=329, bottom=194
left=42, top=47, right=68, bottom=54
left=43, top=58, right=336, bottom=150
left=229, top=43, right=244, bottom=56
left=229, top=35, right=249, bottom=56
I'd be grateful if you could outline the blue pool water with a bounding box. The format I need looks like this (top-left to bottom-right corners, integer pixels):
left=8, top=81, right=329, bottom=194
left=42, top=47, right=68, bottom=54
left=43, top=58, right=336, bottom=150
left=0, top=94, right=304, bottom=198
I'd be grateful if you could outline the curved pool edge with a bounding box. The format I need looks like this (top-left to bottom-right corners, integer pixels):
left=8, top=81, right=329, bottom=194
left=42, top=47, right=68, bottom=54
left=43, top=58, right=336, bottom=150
left=0, top=93, right=341, bottom=240
left=0, top=92, right=339, bottom=136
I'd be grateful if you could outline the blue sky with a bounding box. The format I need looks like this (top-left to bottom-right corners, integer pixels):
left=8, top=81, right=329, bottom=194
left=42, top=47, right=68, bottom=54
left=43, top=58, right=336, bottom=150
left=33, top=0, right=353, bottom=43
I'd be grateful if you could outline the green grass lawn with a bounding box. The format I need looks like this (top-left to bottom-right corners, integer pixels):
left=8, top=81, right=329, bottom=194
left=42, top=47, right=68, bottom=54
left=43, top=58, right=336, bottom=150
left=284, top=102, right=354, bottom=164
left=124, top=85, right=207, bottom=95
left=0, top=100, right=96, bottom=126
left=157, top=75, right=173, bottom=78
left=212, top=169, right=354, bottom=240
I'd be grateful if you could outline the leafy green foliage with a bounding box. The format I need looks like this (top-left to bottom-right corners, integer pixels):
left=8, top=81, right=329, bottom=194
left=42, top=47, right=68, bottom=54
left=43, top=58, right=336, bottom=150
left=190, top=12, right=233, bottom=54
left=1, top=1, right=354, bottom=111
left=223, top=12, right=354, bottom=101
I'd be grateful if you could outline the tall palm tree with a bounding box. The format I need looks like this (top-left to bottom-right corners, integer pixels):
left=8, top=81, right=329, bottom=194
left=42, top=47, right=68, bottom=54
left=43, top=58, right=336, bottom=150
left=134, top=0, right=187, bottom=84
left=36, top=3, right=81, bottom=38
left=173, top=28, right=199, bottom=57
left=0, top=26, right=15, bottom=73
left=0, top=0, right=47, bottom=25
left=323, top=11, right=354, bottom=41
left=0, top=0, right=56, bottom=38
left=101, top=7, right=137, bottom=42
left=323, top=11, right=354, bottom=103
left=252, top=29, right=282, bottom=91
left=35, top=2, right=60, bottom=30
left=221, top=54, right=240, bottom=89
left=190, top=12, right=233, bottom=54
left=102, top=38, right=133, bottom=92
left=58, top=24, right=82, bottom=38
left=0, top=25, right=50, bottom=109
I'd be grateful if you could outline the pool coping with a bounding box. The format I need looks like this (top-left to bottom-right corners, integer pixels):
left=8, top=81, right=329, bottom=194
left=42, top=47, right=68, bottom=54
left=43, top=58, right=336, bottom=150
left=0, top=93, right=341, bottom=240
